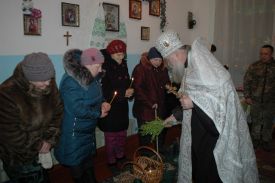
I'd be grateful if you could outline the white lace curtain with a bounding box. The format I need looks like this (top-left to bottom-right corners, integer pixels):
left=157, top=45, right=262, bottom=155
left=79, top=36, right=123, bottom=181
left=213, top=0, right=274, bottom=86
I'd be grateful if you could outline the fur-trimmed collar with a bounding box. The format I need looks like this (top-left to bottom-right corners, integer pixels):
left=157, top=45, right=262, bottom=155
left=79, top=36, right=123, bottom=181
left=2, top=64, right=55, bottom=98
left=63, top=49, right=95, bottom=87
left=11, top=64, right=31, bottom=91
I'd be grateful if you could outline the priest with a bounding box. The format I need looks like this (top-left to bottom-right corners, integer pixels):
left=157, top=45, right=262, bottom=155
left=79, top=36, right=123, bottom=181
left=156, top=31, right=259, bottom=183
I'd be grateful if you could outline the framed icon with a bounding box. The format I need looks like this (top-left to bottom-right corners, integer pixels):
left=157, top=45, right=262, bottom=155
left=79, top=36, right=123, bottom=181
left=141, top=26, right=150, bottom=41
left=61, top=2, right=80, bottom=27
left=149, top=0, right=160, bottom=16
left=103, top=3, right=120, bottom=32
left=23, top=15, right=41, bottom=36
left=129, top=0, right=142, bottom=20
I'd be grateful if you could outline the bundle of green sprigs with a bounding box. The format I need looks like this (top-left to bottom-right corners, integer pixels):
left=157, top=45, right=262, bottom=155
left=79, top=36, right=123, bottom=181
left=140, top=117, right=165, bottom=142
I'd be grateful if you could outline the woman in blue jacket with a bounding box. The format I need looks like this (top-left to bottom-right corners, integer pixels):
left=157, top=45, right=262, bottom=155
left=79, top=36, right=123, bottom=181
left=54, top=48, right=110, bottom=183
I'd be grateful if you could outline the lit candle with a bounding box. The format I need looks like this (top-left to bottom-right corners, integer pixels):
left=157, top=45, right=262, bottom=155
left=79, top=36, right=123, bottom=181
left=129, top=77, right=134, bottom=88
left=109, top=91, right=117, bottom=105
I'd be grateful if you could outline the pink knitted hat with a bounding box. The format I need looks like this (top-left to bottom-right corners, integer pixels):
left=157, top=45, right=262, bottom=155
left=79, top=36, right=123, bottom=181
left=80, top=48, right=104, bottom=66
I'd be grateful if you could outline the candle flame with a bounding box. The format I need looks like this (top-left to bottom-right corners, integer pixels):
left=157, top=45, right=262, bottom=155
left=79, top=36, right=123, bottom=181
left=129, top=78, right=134, bottom=88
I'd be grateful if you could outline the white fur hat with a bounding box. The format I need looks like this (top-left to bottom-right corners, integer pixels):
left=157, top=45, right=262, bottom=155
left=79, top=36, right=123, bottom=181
left=155, top=30, right=184, bottom=58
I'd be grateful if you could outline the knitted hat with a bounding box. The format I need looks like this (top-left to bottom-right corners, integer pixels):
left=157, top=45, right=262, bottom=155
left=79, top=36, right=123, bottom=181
left=147, top=47, right=163, bottom=60
left=106, top=40, right=126, bottom=54
left=155, top=30, right=184, bottom=58
left=81, top=48, right=104, bottom=66
left=21, top=52, right=55, bottom=81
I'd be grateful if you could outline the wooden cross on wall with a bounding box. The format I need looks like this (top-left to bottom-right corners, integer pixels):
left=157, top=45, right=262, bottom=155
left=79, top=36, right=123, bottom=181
left=63, top=31, right=72, bottom=46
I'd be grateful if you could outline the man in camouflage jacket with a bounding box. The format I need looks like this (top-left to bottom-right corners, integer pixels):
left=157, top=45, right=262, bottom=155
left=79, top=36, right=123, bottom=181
left=243, top=45, right=275, bottom=151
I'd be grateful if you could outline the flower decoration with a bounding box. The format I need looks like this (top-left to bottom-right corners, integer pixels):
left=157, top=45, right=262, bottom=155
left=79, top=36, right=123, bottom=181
left=22, top=0, right=33, bottom=15
left=31, top=8, right=42, bottom=19
left=22, top=0, right=41, bottom=18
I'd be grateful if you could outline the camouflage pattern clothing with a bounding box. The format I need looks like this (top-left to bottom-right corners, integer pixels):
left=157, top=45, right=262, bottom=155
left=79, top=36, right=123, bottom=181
left=243, top=58, right=275, bottom=144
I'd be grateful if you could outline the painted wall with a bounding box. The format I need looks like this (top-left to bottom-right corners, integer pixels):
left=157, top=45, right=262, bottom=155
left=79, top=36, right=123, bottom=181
left=0, top=0, right=216, bottom=117
left=0, top=0, right=215, bottom=76
left=0, top=0, right=216, bottom=118
left=0, top=0, right=190, bottom=55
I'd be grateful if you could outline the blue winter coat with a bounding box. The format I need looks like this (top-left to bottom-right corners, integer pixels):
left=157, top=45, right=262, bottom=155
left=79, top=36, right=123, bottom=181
left=54, top=49, right=104, bottom=166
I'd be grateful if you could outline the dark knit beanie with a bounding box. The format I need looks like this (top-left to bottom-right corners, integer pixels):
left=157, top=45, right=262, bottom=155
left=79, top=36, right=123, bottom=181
left=106, top=40, right=126, bottom=54
left=148, top=47, right=163, bottom=60
left=21, top=52, right=55, bottom=81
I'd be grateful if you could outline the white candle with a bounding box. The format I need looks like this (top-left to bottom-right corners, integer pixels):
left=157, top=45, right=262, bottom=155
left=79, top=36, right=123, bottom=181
left=109, top=91, right=117, bottom=104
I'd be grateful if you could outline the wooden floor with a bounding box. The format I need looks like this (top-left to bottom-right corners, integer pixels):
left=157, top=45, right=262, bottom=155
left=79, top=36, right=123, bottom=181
left=48, top=125, right=182, bottom=183
left=48, top=126, right=275, bottom=183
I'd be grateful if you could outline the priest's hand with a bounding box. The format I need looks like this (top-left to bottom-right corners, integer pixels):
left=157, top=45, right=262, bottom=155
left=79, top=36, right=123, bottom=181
left=163, top=114, right=177, bottom=128
left=180, top=95, right=193, bottom=109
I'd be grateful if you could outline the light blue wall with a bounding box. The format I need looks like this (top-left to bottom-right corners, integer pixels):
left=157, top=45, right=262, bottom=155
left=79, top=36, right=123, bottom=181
left=0, top=55, right=65, bottom=85
left=0, top=54, right=141, bottom=118
left=0, top=54, right=140, bottom=83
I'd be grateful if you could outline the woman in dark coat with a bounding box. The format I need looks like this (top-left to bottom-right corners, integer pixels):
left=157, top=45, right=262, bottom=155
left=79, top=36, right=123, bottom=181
left=54, top=48, right=110, bottom=183
left=132, top=47, right=170, bottom=146
left=0, top=53, right=63, bottom=182
left=98, top=40, right=134, bottom=166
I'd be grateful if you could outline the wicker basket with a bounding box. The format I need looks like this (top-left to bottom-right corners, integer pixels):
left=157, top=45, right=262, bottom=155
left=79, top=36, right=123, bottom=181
left=133, top=146, right=164, bottom=183
left=115, top=161, right=145, bottom=183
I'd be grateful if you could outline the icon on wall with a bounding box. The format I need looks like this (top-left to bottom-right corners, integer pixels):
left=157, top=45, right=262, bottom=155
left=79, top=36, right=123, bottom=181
left=149, top=0, right=160, bottom=17
left=61, top=2, right=80, bottom=27
left=23, top=15, right=41, bottom=36
left=129, top=0, right=142, bottom=20
left=141, top=26, right=150, bottom=41
left=103, top=3, right=120, bottom=32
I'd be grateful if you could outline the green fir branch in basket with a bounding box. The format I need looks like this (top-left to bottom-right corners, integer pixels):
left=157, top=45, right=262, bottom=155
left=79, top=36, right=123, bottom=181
left=140, top=117, right=165, bottom=142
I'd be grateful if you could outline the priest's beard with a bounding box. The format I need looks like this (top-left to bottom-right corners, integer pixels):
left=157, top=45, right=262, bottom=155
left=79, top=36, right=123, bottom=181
left=167, top=58, right=186, bottom=84
left=27, top=84, right=51, bottom=97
